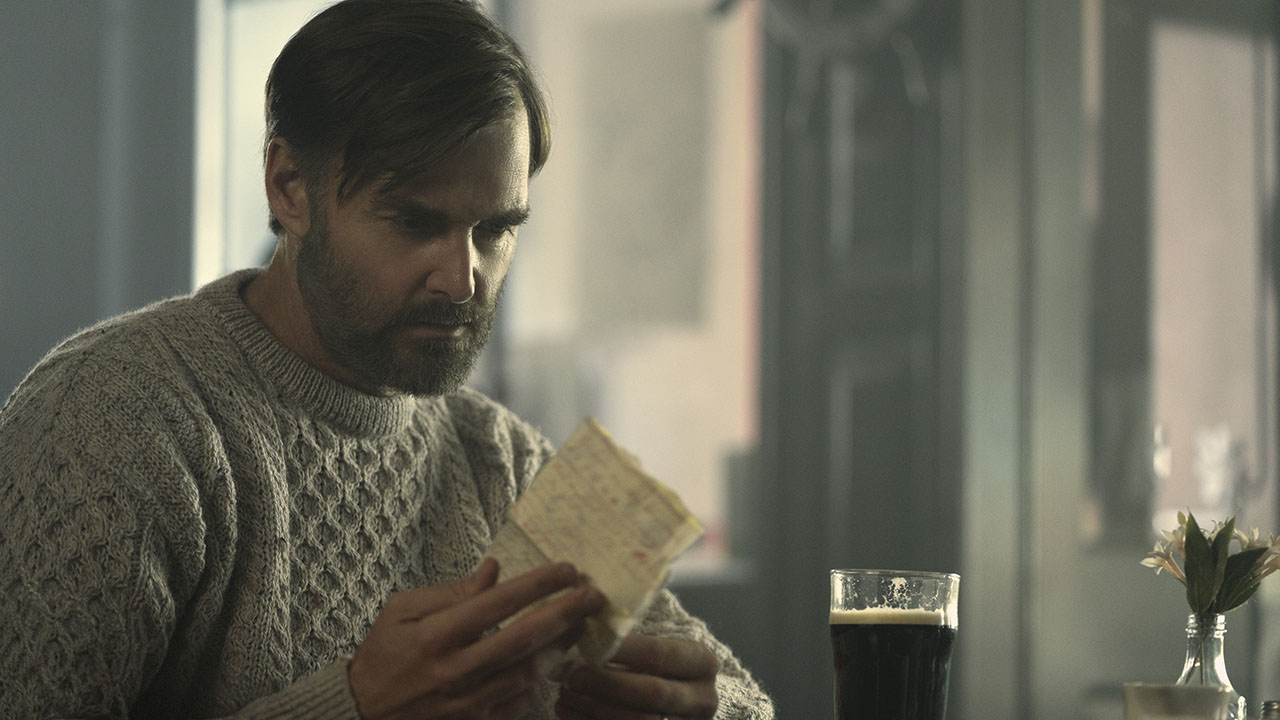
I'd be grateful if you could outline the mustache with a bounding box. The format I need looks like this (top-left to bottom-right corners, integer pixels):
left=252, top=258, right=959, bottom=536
left=390, top=300, right=490, bottom=327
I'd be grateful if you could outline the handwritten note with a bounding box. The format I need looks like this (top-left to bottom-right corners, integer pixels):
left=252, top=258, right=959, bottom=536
left=485, top=418, right=705, bottom=664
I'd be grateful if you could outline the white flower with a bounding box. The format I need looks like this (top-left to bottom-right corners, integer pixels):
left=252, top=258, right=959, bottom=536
left=1161, top=525, right=1188, bottom=559
left=1142, top=541, right=1187, bottom=585
left=1257, top=555, right=1280, bottom=582
left=1140, top=511, right=1277, bottom=613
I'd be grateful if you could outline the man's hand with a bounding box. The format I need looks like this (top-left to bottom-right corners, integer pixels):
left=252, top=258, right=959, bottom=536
left=348, top=558, right=605, bottom=720
left=554, top=635, right=719, bottom=720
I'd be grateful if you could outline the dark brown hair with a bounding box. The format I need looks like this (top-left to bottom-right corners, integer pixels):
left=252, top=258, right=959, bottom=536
left=264, top=0, right=550, bottom=235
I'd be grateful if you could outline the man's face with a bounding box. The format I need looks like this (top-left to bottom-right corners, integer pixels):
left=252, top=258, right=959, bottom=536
left=294, top=113, right=531, bottom=396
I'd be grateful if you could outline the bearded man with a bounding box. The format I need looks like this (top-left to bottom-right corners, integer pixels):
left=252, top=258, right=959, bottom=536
left=0, top=1, right=774, bottom=718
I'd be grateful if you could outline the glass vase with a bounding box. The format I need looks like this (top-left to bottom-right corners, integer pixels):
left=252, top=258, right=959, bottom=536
left=1175, top=613, right=1246, bottom=719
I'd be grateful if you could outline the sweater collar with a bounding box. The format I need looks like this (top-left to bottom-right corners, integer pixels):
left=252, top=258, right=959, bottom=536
left=196, top=269, right=416, bottom=438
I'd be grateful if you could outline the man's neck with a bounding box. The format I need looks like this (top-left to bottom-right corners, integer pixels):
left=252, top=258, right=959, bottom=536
left=241, top=251, right=374, bottom=393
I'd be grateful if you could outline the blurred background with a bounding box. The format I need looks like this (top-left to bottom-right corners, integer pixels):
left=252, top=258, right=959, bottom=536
left=1, top=0, right=1277, bottom=717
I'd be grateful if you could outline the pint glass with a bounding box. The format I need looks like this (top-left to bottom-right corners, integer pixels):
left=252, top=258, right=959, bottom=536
left=829, top=569, right=960, bottom=720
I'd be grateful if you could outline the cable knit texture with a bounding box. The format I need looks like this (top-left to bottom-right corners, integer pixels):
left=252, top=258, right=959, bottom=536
left=0, top=270, right=773, bottom=720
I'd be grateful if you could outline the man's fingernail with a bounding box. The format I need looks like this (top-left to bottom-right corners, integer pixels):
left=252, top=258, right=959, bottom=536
left=580, top=587, right=605, bottom=608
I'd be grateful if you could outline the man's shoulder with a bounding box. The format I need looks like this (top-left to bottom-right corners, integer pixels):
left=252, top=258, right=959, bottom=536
left=17, top=293, right=219, bottom=393
left=51, top=295, right=206, bottom=358
left=440, top=385, right=509, bottom=418
left=1, top=275, right=250, bottom=433
left=0, top=299, right=200, bottom=481
left=437, top=386, right=525, bottom=435
left=426, top=387, right=555, bottom=511
left=434, top=387, right=555, bottom=460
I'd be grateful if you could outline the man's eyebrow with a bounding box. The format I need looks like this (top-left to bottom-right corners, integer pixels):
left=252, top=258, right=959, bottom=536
left=371, top=196, right=530, bottom=227
left=487, top=205, right=531, bottom=227
left=370, top=196, right=443, bottom=219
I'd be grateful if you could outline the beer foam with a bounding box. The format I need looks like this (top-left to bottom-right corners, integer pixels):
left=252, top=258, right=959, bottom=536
left=829, top=608, right=948, bottom=626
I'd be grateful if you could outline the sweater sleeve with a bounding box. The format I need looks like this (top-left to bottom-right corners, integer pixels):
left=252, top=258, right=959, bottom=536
left=0, top=347, right=362, bottom=720
left=634, top=590, right=775, bottom=720
left=0, top=349, right=196, bottom=718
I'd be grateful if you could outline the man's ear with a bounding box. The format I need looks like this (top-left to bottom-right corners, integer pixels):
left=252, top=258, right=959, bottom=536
left=265, top=138, right=312, bottom=238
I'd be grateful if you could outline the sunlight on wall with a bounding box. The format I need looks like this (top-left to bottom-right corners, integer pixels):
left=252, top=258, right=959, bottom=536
left=195, top=0, right=337, bottom=289
left=192, top=0, right=225, bottom=289
left=503, top=0, right=761, bottom=567
left=1149, top=20, right=1278, bottom=534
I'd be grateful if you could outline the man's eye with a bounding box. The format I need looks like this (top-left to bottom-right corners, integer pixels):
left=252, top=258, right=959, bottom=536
left=475, top=223, right=514, bottom=241
left=388, top=214, right=445, bottom=236
left=395, top=216, right=431, bottom=233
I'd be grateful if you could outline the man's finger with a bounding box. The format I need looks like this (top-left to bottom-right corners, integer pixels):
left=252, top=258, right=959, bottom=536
left=561, top=664, right=676, bottom=715
left=381, top=558, right=501, bottom=621
left=557, top=637, right=719, bottom=718
left=432, top=562, right=590, bottom=645
left=452, top=583, right=604, bottom=676
left=560, top=664, right=719, bottom=720
left=556, top=684, right=654, bottom=720
left=487, top=686, right=542, bottom=720
left=436, top=638, right=576, bottom=717
left=465, top=557, right=502, bottom=593
left=607, top=635, right=719, bottom=680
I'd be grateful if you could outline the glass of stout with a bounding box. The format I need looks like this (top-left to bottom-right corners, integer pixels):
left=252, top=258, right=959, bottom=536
left=829, top=569, right=960, bottom=720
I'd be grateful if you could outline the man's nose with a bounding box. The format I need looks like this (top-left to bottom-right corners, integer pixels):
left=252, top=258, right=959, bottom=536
left=423, top=231, right=477, bottom=304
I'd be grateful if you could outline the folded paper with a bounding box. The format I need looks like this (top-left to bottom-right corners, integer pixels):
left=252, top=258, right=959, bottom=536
left=485, top=417, right=705, bottom=663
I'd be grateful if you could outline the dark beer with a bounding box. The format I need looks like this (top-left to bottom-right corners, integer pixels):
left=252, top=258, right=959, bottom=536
left=830, top=609, right=956, bottom=720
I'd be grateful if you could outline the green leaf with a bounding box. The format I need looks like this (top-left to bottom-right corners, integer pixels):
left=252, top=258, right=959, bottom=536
left=1219, top=583, right=1260, bottom=614
left=1213, top=546, right=1269, bottom=613
left=1184, top=514, right=1217, bottom=614
left=1209, top=517, right=1234, bottom=597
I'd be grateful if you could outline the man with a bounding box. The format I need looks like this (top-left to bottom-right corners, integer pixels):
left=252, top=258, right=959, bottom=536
left=0, top=1, right=774, bottom=718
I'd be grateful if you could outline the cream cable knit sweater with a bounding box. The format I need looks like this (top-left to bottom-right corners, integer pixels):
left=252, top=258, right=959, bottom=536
left=0, top=270, right=773, bottom=720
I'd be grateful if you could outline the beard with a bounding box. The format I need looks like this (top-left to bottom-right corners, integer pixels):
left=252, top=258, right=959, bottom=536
left=294, top=212, right=502, bottom=397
